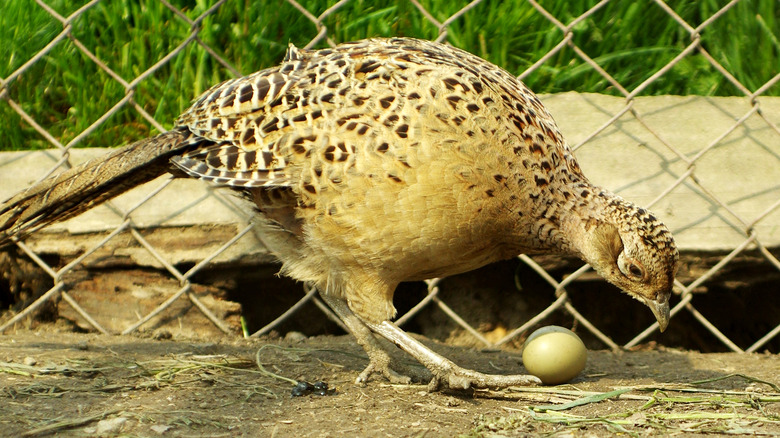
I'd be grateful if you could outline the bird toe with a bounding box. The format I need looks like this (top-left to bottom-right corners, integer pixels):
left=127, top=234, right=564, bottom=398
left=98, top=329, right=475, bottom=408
left=428, top=365, right=542, bottom=391
left=355, top=360, right=412, bottom=386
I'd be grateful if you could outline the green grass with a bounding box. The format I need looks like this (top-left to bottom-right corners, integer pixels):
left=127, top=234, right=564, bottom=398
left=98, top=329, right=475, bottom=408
left=1, top=0, right=778, bottom=150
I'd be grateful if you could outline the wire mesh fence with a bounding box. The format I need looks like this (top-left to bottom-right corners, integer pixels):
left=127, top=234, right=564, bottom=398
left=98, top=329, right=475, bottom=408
left=1, top=0, right=779, bottom=353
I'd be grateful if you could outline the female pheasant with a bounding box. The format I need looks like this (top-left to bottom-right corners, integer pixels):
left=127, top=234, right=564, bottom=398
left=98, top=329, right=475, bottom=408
left=0, top=38, right=678, bottom=390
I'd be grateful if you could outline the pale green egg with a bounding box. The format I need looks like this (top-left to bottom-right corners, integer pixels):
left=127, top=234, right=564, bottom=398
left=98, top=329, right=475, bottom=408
left=522, top=326, right=587, bottom=385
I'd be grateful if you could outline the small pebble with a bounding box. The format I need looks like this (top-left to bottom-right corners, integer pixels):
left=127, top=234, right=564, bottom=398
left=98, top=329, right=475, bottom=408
left=94, top=417, right=128, bottom=434
left=284, top=331, right=307, bottom=343
left=150, top=424, right=172, bottom=435
left=745, top=384, right=766, bottom=393
left=23, top=357, right=37, bottom=366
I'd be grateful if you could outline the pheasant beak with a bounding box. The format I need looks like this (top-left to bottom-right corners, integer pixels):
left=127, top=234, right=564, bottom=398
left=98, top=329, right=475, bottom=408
left=644, top=296, right=670, bottom=332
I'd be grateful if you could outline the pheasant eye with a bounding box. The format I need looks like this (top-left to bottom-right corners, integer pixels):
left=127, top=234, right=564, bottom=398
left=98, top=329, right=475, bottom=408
left=628, top=262, right=644, bottom=279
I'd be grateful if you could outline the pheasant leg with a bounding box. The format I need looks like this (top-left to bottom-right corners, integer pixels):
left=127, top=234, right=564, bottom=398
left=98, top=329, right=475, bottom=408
left=319, top=293, right=412, bottom=385
left=365, top=320, right=541, bottom=391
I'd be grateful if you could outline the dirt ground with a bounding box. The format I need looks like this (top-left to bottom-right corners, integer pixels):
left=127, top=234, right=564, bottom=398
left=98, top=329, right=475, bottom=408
left=1, top=327, right=778, bottom=437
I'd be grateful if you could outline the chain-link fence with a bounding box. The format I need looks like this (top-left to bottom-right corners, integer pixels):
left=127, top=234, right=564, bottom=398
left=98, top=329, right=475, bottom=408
left=1, top=0, right=779, bottom=354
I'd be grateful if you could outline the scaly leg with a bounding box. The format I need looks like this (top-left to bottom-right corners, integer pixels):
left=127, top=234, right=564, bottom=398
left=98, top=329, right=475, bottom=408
left=319, top=293, right=412, bottom=385
left=365, top=320, right=541, bottom=391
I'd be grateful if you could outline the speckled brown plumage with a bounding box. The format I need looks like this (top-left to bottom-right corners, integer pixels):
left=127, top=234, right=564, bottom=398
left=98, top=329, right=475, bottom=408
left=0, top=38, right=678, bottom=390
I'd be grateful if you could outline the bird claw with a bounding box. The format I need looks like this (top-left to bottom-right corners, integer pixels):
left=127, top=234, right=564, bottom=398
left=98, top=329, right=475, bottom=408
left=355, top=361, right=412, bottom=386
left=427, top=364, right=541, bottom=391
left=365, top=320, right=541, bottom=391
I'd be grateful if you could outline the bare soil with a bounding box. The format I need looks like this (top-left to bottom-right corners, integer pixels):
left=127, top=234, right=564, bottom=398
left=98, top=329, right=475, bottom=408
left=1, top=327, right=778, bottom=437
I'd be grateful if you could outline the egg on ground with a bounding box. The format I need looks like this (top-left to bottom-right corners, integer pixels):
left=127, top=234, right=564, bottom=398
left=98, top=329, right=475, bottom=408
left=522, top=325, right=587, bottom=385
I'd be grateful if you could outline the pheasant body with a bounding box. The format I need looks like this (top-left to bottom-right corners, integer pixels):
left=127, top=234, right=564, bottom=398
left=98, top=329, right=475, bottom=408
left=173, top=39, right=587, bottom=317
left=0, top=38, right=678, bottom=389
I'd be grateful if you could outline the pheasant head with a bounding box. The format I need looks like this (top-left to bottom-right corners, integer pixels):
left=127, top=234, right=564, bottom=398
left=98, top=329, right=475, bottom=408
left=561, top=186, right=679, bottom=331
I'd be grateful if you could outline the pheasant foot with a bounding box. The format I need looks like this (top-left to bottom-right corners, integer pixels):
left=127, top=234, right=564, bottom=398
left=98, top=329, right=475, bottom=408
left=319, top=293, right=412, bottom=385
left=366, top=320, right=541, bottom=391
left=356, top=355, right=413, bottom=385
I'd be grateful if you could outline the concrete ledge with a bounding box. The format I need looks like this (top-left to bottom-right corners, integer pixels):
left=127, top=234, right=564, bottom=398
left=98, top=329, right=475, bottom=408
left=542, top=93, right=780, bottom=251
left=1, top=93, right=778, bottom=261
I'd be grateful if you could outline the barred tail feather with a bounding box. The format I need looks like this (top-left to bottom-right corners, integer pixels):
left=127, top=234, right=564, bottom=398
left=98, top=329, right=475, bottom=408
left=0, top=128, right=203, bottom=246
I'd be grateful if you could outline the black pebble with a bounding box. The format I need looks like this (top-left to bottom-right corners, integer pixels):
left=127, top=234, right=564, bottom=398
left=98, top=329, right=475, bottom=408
left=291, top=380, right=333, bottom=397
left=291, top=381, right=314, bottom=397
